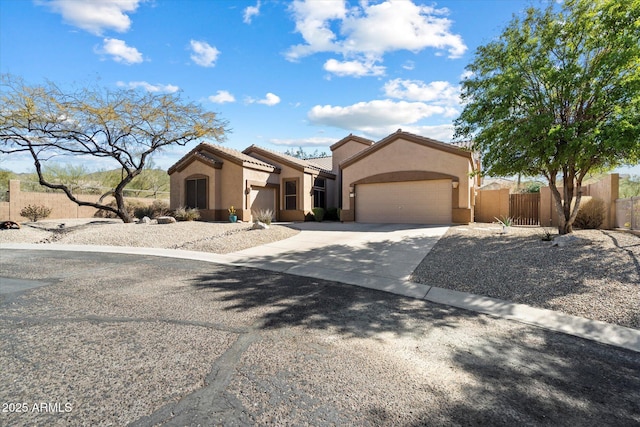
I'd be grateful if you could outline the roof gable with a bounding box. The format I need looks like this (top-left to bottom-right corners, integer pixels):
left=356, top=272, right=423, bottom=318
left=330, top=134, right=374, bottom=151
left=340, top=130, right=474, bottom=169
left=168, top=142, right=278, bottom=174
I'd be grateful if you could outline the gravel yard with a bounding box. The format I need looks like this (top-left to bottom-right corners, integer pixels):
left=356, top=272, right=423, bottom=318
left=0, top=219, right=299, bottom=253
left=412, top=224, right=640, bottom=329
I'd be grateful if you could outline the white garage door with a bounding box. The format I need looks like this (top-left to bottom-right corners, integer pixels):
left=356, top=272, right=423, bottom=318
left=250, top=187, right=276, bottom=220
left=355, top=180, right=451, bottom=224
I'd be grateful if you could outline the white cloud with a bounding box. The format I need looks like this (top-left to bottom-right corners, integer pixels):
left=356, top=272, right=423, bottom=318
left=42, top=0, right=143, bottom=35
left=399, top=124, right=455, bottom=142
left=383, top=79, right=460, bottom=105
left=286, top=0, right=347, bottom=60
left=208, top=90, right=236, bottom=104
left=308, top=99, right=444, bottom=130
left=402, top=61, right=415, bottom=71
left=189, top=40, right=220, bottom=67
left=249, top=92, right=281, bottom=106
left=286, top=0, right=467, bottom=74
left=323, top=58, right=385, bottom=77
left=270, top=137, right=336, bottom=147
left=97, top=38, right=143, bottom=64
left=243, top=1, right=261, bottom=24
left=116, top=81, right=179, bottom=93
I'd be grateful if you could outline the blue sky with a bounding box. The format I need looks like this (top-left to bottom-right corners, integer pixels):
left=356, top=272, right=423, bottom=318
left=1, top=0, right=638, bottom=176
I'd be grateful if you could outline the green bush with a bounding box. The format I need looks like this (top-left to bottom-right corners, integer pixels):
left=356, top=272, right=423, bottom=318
left=574, top=198, right=605, bottom=229
left=20, top=204, right=52, bottom=222
left=252, top=209, right=273, bottom=225
left=173, top=206, right=200, bottom=221
left=325, top=207, right=339, bottom=221
left=312, top=207, right=325, bottom=222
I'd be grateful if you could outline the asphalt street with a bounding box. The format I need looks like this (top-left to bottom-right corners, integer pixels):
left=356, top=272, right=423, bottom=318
left=1, top=249, right=639, bottom=426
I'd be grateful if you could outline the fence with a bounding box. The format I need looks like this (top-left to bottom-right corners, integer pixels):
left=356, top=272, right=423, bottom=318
left=615, top=197, right=640, bottom=230
left=509, top=193, right=540, bottom=225
left=476, top=174, right=620, bottom=229
left=1, top=180, right=168, bottom=222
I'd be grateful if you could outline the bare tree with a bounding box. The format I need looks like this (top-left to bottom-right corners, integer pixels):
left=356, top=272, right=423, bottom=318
left=0, top=74, right=228, bottom=222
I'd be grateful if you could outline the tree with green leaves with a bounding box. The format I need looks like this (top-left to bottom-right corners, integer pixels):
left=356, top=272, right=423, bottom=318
left=284, top=146, right=328, bottom=159
left=455, top=0, right=640, bottom=234
left=0, top=74, right=228, bottom=222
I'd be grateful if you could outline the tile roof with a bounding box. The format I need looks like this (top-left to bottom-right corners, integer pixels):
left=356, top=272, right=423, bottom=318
left=168, top=142, right=278, bottom=174
left=305, top=156, right=333, bottom=171
left=243, top=145, right=334, bottom=174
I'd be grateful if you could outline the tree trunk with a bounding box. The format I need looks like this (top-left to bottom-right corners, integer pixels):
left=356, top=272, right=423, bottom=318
left=548, top=173, right=584, bottom=235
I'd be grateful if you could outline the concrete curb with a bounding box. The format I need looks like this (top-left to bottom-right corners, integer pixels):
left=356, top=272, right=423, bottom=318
left=3, top=242, right=639, bottom=353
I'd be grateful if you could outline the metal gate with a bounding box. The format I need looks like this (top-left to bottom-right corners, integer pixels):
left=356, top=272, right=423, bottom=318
left=509, top=193, right=540, bottom=225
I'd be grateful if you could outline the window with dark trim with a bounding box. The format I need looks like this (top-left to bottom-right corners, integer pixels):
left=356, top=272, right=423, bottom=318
left=313, top=177, right=326, bottom=209
left=284, top=180, right=297, bottom=210
left=186, top=178, right=207, bottom=209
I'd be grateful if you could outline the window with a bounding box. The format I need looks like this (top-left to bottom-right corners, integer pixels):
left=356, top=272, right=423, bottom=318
left=284, top=180, right=297, bottom=210
left=186, top=178, right=207, bottom=209
left=313, top=177, right=326, bottom=209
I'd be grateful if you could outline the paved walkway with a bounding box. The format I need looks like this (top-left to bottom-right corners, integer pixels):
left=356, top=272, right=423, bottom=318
left=2, top=222, right=639, bottom=352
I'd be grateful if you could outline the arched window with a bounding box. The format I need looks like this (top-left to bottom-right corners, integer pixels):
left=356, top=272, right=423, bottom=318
left=186, top=177, right=207, bottom=209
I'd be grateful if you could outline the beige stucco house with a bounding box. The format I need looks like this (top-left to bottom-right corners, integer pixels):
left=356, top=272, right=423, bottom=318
left=168, top=130, right=479, bottom=224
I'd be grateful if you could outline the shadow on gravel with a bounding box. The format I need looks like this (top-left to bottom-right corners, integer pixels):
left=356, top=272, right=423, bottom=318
left=411, top=229, right=640, bottom=328
left=191, top=265, right=478, bottom=339
left=405, top=328, right=640, bottom=426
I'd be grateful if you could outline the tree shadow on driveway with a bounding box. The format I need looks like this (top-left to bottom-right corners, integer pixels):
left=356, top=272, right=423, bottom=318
left=190, top=264, right=471, bottom=339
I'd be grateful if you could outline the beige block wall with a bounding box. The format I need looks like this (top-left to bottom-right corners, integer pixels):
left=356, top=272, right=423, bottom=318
left=341, top=138, right=473, bottom=215
left=2, top=180, right=163, bottom=222
left=475, top=188, right=510, bottom=223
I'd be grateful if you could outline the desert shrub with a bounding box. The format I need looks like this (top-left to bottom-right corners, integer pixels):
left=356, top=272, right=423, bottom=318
left=94, top=199, right=146, bottom=219
left=20, top=204, right=52, bottom=222
left=173, top=206, right=200, bottom=221
left=574, top=197, right=605, bottom=229
left=325, top=207, right=339, bottom=221
left=252, top=209, right=273, bottom=225
left=312, top=207, right=325, bottom=222
left=134, top=199, right=170, bottom=219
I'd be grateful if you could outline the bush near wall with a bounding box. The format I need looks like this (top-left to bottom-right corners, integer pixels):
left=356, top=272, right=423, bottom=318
left=574, top=197, right=606, bottom=229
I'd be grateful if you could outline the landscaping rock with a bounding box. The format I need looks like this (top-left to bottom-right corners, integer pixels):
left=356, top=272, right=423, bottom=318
left=551, top=234, right=585, bottom=247
left=252, top=221, right=269, bottom=230
left=157, top=216, right=177, bottom=224
left=140, top=216, right=151, bottom=224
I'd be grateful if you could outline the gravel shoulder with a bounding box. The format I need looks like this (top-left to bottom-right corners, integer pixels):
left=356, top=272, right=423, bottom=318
left=412, top=224, right=640, bottom=329
left=0, top=218, right=300, bottom=254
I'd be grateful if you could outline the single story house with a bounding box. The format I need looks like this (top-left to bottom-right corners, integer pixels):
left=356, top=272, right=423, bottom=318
left=168, top=130, right=479, bottom=224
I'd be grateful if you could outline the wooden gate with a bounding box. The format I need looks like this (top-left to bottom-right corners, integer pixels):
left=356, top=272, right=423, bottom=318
left=509, top=193, right=540, bottom=225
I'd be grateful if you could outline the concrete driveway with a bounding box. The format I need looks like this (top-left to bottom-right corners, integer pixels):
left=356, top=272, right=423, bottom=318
left=1, top=249, right=639, bottom=426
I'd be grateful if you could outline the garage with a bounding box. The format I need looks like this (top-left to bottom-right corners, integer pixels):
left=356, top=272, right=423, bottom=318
left=249, top=187, right=276, bottom=220
left=355, top=180, right=452, bottom=224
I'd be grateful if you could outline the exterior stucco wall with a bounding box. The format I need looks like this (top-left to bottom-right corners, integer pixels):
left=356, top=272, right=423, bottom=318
left=331, top=140, right=371, bottom=174
left=341, top=138, right=474, bottom=213
left=241, top=168, right=279, bottom=221
left=169, top=158, right=247, bottom=221
left=169, top=158, right=218, bottom=212
left=330, top=139, right=371, bottom=208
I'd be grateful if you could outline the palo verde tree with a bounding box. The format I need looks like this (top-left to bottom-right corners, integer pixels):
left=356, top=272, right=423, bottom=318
left=0, top=75, right=228, bottom=222
left=455, top=0, right=640, bottom=234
